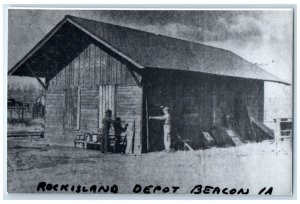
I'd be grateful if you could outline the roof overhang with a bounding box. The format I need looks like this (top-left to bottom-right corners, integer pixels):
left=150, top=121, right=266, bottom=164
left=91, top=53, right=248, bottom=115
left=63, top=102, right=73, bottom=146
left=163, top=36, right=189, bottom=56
left=144, top=66, right=291, bottom=86
left=8, top=16, right=144, bottom=79
left=9, top=15, right=290, bottom=87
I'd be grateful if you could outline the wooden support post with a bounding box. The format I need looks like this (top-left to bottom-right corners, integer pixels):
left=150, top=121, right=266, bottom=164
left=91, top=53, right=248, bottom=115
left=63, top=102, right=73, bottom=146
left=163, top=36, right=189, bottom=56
left=146, top=98, right=150, bottom=152
left=76, top=87, right=81, bottom=130
left=250, top=117, right=258, bottom=142
left=127, top=67, right=142, bottom=87
left=45, top=78, right=50, bottom=89
left=246, top=106, right=257, bottom=142
left=212, top=83, right=217, bottom=125
left=131, top=120, right=136, bottom=154
left=27, top=67, right=48, bottom=90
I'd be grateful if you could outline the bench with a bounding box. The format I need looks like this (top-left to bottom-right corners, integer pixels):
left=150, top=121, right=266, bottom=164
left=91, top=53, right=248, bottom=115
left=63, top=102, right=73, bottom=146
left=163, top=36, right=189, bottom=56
left=74, top=131, right=117, bottom=152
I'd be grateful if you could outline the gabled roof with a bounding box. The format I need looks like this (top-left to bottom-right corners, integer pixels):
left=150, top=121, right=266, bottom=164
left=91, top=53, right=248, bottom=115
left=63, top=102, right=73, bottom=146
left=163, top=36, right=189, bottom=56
left=9, top=15, right=289, bottom=85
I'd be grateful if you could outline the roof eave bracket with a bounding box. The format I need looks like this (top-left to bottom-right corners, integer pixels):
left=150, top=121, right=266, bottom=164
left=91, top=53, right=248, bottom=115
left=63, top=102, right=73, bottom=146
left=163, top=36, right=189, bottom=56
left=127, top=66, right=142, bottom=87
left=28, top=67, right=48, bottom=90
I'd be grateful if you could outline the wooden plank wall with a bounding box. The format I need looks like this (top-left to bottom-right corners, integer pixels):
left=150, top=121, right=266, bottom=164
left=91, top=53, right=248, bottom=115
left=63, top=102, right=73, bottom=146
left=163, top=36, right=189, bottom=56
left=240, top=80, right=264, bottom=141
left=63, top=87, right=80, bottom=130
left=146, top=72, right=214, bottom=150
left=44, top=89, right=65, bottom=143
left=145, top=75, right=173, bottom=151
left=181, top=78, right=202, bottom=145
left=80, top=87, right=99, bottom=132
left=115, top=85, right=143, bottom=154
left=99, top=85, right=115, bottom=127
left=213, top=77, right=236, bottom=126
left=45, top=42, right=142, bottom=147
left=243, top=80, right=264, bottom=122
left=146, top=70, right=264, bottom=149
left=48, top=43, right=136, bottom=89
left=45, top=87, right=99, bottom=145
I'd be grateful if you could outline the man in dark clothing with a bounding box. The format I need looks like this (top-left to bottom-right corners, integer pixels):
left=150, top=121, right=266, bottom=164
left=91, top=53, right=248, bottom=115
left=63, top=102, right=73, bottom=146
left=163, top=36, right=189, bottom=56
left=113, top=117, right=128, bottom=153
left=102, top=109, right=114, bottom=153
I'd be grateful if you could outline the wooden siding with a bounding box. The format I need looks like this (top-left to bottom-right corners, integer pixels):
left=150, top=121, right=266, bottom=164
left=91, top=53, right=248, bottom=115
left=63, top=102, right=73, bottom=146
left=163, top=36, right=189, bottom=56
left=48, top=42, right=137, bottom=89
left=98, top=85, right=116, bottom=127
left=44, top=89, right=65, bottom=143
left=45, top=42, right=143, bottom=150
left=45, top=87, right=99, bottom=145
left=116, top=85, right=143, bottom=154
left=44, top=40, right=264, bottom=150
left=63, top=87, right=80, bottom=130
left=79, top=87, right=99, bottom=132
left=145, top=69, right=264, bottom=150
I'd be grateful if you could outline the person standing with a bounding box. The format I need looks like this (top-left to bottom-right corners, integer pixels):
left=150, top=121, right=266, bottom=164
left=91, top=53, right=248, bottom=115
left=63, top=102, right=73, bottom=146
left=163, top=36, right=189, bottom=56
left=149, top=107, right=171, bottom=151
left=102, top=109, right=114, bottom=153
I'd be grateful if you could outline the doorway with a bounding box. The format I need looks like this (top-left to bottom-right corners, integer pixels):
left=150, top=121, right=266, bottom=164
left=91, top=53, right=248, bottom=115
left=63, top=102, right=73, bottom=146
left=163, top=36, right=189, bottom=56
left=98, top=85, right=116, bottom=128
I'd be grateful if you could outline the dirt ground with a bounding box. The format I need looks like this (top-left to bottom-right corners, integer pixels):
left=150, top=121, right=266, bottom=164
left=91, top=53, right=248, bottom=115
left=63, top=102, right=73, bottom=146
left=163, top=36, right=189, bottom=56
left=7, top=137, right=292, bottom=195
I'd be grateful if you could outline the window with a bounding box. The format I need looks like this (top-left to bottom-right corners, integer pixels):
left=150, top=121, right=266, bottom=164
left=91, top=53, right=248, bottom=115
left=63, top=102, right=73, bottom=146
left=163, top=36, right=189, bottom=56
left=64, top=86, right=80, bottom=130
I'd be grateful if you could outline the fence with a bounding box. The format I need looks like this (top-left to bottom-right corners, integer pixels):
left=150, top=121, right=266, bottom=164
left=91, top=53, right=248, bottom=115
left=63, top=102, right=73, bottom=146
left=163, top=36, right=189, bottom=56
left=8, top=106, right=44, bottom=120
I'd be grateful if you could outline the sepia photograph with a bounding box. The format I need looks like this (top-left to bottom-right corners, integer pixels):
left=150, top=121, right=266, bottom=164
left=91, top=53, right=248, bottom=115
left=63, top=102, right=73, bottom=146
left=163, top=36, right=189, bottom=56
left=6, top=8, right=294, bottom=195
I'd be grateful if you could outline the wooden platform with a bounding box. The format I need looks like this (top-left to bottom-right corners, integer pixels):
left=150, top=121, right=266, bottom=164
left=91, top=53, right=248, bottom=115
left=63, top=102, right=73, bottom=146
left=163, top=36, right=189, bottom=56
left=7, top=131, right=44, bottom=137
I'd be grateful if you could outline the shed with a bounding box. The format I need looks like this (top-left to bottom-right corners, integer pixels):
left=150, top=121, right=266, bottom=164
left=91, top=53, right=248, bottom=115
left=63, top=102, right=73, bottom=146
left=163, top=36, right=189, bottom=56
left=9, top=15, right=289, bottom=153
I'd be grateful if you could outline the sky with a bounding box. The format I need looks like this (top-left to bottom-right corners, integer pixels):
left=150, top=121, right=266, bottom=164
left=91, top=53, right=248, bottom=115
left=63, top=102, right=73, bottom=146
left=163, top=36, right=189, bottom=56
left=7, top=9, right=294, bottom=118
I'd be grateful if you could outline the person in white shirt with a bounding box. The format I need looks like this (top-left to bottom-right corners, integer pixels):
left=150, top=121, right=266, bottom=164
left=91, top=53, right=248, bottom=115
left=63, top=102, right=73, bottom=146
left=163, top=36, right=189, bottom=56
left=149, top=107, right=171, bottom=151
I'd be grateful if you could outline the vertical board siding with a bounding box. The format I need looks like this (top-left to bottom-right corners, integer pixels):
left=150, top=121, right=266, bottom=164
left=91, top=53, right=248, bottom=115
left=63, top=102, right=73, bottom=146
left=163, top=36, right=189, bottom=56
left=79, top=50, right=84, bottom=85
left=47, top=42, right=139, bottom=87
left=89, top=43, right=95, bottom=86
left=45, top=40, right=265, bottom=150
left=73, top=55, right=79, bottom=86
left=181, top=77, right=201, bottom=144
left=44, top=90, right=65, bottom=143
left=203, top=79, right=213, bottom=131
left=258, top=82, right=264, bottom=122
left=63, top=86, right=80, bottom=130
left=244, top=80, right=264, bottom=122
left=98, top=85, right=116, bottom=128
left=80, top=87, right=99, bottom=133
left=46, top=87, right=99, bottom=145
left=116, top=85, right=143, bottom=154
left=46, top=41, right=141, bottom=147
left=147, top=73, right=208, bottom=149
left=95, top=46, right=100, bottom=85
left=99, top=86, right=103, bottom=125
left=146, top=70, right=264, bottom=149
left=84, top=48, right=90, bottom=86
left=77, top=87, right=81, bottom=129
